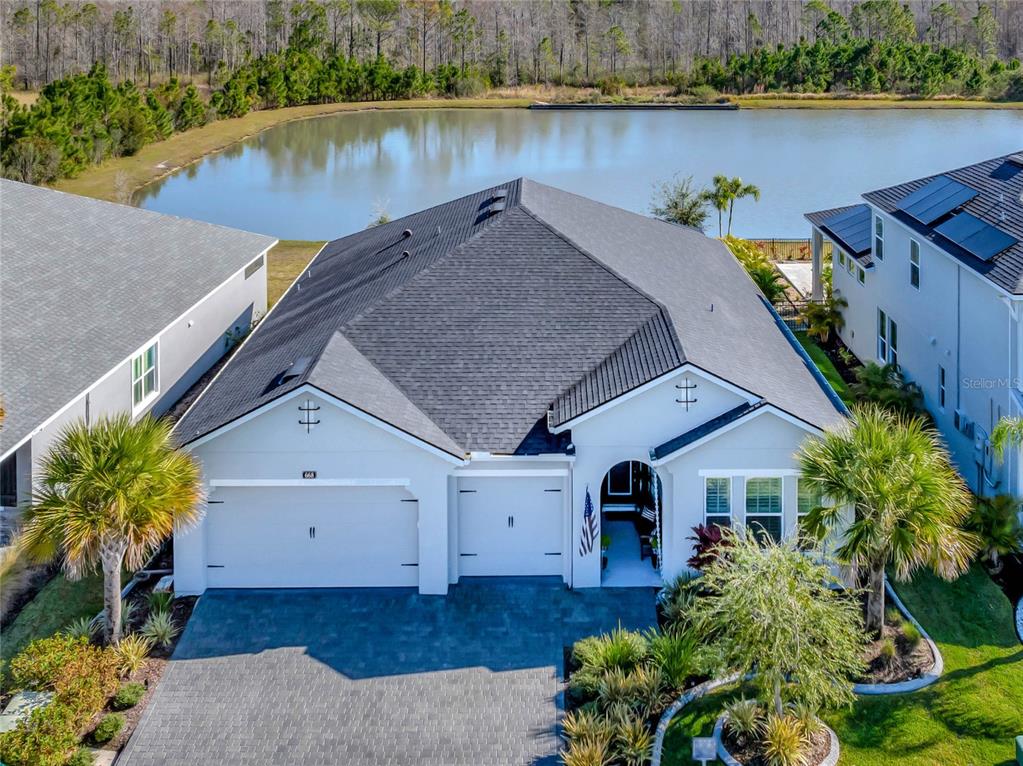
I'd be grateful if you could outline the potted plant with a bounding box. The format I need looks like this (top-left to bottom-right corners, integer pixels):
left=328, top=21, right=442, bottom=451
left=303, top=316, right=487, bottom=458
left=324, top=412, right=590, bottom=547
left=600, top=534, right=611, bottom=570
left=649, top=536, right=660, bottom=569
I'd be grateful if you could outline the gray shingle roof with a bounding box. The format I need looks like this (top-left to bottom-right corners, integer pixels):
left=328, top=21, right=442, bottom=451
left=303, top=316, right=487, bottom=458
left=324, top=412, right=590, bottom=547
left=862, top=151, right=1023, bottom=295
left=176, top=179, right=844, bottom=455
left=0, top=181, right=276, bottom=456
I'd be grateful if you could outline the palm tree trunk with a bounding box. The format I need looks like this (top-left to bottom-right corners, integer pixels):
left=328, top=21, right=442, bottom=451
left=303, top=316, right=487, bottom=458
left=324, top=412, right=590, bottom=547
left=718, top=210, right=723, bottom=238
left=727, top=201, right=735, bottom=235
left=100, top=538, right=126, bottom=644
left=772, top=677, right=783, bottom=716
left=865, top=562, right=885, bottom=636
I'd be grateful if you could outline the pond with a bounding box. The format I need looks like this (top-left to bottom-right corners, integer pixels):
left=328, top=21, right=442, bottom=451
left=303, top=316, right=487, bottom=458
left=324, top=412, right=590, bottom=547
left=136, top=107, right=1023, bottom=240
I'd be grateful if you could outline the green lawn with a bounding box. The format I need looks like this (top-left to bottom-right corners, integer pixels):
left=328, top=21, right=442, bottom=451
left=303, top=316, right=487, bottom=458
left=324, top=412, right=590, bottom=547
left=0, top=571, right=104, bottom=684
left=662, top=565, right=1023, bottom=766
left=794, top=331, right=854, bottom=406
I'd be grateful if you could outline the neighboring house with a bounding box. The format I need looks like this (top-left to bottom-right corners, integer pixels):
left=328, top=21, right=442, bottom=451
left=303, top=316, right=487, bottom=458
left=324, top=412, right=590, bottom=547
left=806, top=151, right=1023, bottom=498
left=0, top=180, right=277, bottom=530
left=173, top=179, right=846, bottom=596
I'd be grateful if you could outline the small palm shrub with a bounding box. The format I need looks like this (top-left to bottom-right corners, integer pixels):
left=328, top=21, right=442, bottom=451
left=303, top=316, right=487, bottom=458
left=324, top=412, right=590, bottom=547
left=562, top=709, right=613, bottom=744
left=790, top=701, right=822, bottom=738
left=724, top=697, right=763, bottom=744
left=112, top=682, right=146, bottom=710
left=760, top=714, right=807, bottom=766
left=62, top=615, right=97, bottom=640
left=613, top=712, right=653, bottom=766
left=850, top=362, right=924, bottom=416
left=647, top=628, right=699, bottom=691
left=119, top=600, right=140, bottom=633
left=91, top=712, right=125, bottom=745
left=656, top=573, right=700, bottom=631
left=115, top=634, right=153, bottom=678
left=878, top=637, right=897, bottom=667
left=902, top=621, right=922, bottom=647
left=146, top=590, right=173, bottom=613
left=573, top=627, right=648, bottom=675
left=965, top=494, right=1023, bottom=571
left=140, top=610, right=179, bottom=648
left=560, top=737, right=612, bottom=766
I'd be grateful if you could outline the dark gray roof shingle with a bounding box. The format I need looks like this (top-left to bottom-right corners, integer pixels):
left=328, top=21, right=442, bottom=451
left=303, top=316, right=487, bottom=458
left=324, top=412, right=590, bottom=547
left=862, top=151, right=1023, bottom=294
left=0, top=181, right=276, bottom=456
left=176, top=179, right=845, bottom=455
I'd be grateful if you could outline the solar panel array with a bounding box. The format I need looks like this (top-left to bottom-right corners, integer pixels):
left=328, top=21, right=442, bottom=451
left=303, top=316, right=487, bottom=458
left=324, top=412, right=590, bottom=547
left=820, top=204, right=872, bottom=255
left=895, top=175, right=979, bottom=224
left=934, top=212, right=1019, bottom=262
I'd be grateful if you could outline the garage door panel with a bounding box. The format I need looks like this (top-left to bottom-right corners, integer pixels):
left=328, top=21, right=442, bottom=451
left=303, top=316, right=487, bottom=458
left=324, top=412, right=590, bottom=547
left=205, top=486, right=418, bottom=588
left=458, top=477, right=564, bottom=577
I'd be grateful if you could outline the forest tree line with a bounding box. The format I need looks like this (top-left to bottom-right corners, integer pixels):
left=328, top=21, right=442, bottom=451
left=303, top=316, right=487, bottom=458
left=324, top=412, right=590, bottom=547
left=2, top=0, right=1022, bottom=188
left=2, top=0, right=1021, bottom=90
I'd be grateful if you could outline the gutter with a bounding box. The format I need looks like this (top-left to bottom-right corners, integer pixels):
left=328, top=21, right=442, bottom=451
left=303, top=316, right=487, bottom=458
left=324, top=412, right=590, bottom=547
left=760, top=295, right=851, bottom=417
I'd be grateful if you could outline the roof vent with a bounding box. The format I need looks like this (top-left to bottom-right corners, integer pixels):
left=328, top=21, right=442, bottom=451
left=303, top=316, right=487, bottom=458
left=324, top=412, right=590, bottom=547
left=492, top=188, right=508, bottom=200
left=1007, top=152, right=1023, bottom=167
left=402, top=228, right=413, bottom=238
left=272, top=355, right=313, bottom=388
left=488, top=201, right=507, bottom=214
left=401, top=250, right=411, bottom=258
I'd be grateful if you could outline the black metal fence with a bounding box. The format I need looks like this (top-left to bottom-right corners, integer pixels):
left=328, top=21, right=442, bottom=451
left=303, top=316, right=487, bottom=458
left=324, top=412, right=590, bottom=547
left=775, top=299, right=825, bottom=332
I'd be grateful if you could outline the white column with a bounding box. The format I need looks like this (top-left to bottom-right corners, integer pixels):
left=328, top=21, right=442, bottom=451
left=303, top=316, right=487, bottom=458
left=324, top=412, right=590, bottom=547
left=174, top=500, right=209, bottom=595
left=411, top=474, right=450, bottom=595
left=811, top=228, right=824, bottom=301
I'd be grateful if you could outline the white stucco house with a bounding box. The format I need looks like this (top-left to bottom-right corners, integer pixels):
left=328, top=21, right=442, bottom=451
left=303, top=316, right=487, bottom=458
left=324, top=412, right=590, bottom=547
left=0, top=180, right=277, bottom=533
left=173, top=179, right=847, bottom=596
left=806, top=150, right=1023, bottom=498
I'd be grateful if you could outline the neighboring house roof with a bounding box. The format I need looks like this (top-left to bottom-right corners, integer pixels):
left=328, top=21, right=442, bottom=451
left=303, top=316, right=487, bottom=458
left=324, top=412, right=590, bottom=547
left=0, top=180, right=277, bottom=456
left=804, top=203, right=873, bottom=265
left=176, top=179, right=845, bottom=456
left=862, top=151, right=1023, bottom=295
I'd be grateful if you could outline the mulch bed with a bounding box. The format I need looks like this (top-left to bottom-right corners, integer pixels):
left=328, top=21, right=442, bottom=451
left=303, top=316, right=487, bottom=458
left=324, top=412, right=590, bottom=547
left=723, top=723, right=831, bottom=765
left=857, top=620, right=933, bottom=684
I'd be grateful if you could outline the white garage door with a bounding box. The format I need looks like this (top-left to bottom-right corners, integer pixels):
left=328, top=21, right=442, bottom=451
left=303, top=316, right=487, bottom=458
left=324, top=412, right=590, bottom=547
left=457, top=477, right=564, bottom=577
left=205, top=486, right=419, bottom=588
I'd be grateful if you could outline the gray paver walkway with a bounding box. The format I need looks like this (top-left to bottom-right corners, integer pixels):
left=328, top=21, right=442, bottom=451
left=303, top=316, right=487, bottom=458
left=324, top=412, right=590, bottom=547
left=117, top=579, right=656, bottom=766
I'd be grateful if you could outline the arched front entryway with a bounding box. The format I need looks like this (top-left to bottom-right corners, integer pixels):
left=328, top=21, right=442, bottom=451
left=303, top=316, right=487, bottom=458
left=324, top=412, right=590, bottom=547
left=599, top=460, right=663, bottom=586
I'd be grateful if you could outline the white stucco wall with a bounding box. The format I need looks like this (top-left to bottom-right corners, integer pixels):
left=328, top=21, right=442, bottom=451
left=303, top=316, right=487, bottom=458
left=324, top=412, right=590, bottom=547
left=837, top=208, right=1019, bottom=495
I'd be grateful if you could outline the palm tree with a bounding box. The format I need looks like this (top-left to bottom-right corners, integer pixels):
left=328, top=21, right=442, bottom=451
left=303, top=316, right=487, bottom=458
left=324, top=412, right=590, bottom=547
left=992, top=416, right=1023, bottom=459
left=797, top=405, right=978, bottom=635
left=649, top=174, right=711, bottom=232
left=710, top=175, right=762, bottom=237
left=20, top=414, right=204, bottom=644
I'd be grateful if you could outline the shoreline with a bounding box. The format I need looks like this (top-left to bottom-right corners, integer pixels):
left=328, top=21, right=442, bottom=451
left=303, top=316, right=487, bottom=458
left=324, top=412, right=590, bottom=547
left=51, top=94, right=1021, bottom=205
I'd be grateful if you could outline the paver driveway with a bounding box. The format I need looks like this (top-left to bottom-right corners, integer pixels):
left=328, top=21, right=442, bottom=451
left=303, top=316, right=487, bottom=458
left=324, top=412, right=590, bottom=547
left=117, top=579, right=656, bottom=766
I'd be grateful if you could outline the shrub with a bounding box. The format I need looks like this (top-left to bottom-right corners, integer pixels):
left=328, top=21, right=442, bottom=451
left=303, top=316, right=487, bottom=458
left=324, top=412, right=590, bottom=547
left=8, top=635, right=118, bottom=713
left=146, top=590, right=173, bottom=614
left=573, top=627, right=648, bottom=675
left=884, top=606, right=903, bottom=627
left=66, top=747, right=95, bottom=766
left=850, top=362, right=924, bottom=415
left=879, top=637, right=897, bottom=666
left=119, top=600, right=140, bottom=633
left=596, top=666, right=666, bottom=718
left=140, top=610, right=179, bottom=648
left=790, top=701, right=823, bottom=738
left=91, top=712, right=124, bottom=745
left=657, top=572, right=699, bottom=631
left=724, top=697, right=763, bottom=743
left=115, top=634, right=153, bottom=678
left=686, top=524, right=731, bottom=570
left=560, top=737, right=612, bottom=766
left=112, top=681, right=146, bottom=710
left=562, top=708, right=613, bottom=744
left=597, top=75, right=625, bottom=96
left=688, top=84, right=720, bottom=102
left=760, top=714, right=807, bottom=766
left=9, top=635, right=86, bottom=690
left=0, top=701, right=79, bottom=766
left=62, top=616, right=97, bottom=641
left=647, top=628, right=699, bottom=691
left=902, top=621, right=922, bottom=647
left=613, top=712, right=653, bottom=766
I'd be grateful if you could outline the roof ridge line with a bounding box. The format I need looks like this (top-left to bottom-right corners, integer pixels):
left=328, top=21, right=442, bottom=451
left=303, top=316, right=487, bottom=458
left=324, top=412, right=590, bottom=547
left=862, top=150, right=1021, bottom=201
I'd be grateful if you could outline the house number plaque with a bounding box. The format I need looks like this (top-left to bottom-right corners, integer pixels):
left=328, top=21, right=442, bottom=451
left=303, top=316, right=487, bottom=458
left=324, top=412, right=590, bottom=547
left=302, top=471, right=317, bottom=479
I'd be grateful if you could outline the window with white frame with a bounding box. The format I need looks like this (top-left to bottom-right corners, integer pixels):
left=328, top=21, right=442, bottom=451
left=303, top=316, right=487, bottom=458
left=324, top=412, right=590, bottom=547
left=938, top=365, right=946, bottom=410
left=797, top=479, right=823, bottom=547
left=857, top=265, right=866, bottom=285
left=910, top=240, right=920, bottom=289
left=745, top=477, right=782, bottom=542
left=874, top=216, right=884, bottom=260
left=704, top=477, right=731, bottom=528
left=606, top=461, right=633, bottom=496
left=131, top=342, right=159, bottom=408
left=877, top=309, right=898, bottom=366
left=838, top=251, right=847, bottom=269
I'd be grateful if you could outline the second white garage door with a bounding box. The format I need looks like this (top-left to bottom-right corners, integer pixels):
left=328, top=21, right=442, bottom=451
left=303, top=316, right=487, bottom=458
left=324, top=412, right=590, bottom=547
left=457, top=476, right=565, bottom=577
left=205, top=485, right=419, bottom=588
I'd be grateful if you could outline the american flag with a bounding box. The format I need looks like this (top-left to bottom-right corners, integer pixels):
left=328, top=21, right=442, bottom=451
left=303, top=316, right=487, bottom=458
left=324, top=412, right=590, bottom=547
left=579, top=487, right=598, bottom=556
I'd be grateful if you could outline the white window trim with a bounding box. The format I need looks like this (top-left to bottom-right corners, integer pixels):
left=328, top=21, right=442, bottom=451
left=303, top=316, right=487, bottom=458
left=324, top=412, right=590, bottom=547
left=131, top=341, right=160, bottom=414
left=607, top=461, right=633, bottom=496
left=857, top=265, right=866, bottom=285
left=744, top=476, right=784, bottom=540
left=703, top=476, right=731, bottom=526
left=874, top=216, right=884, bottom=261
